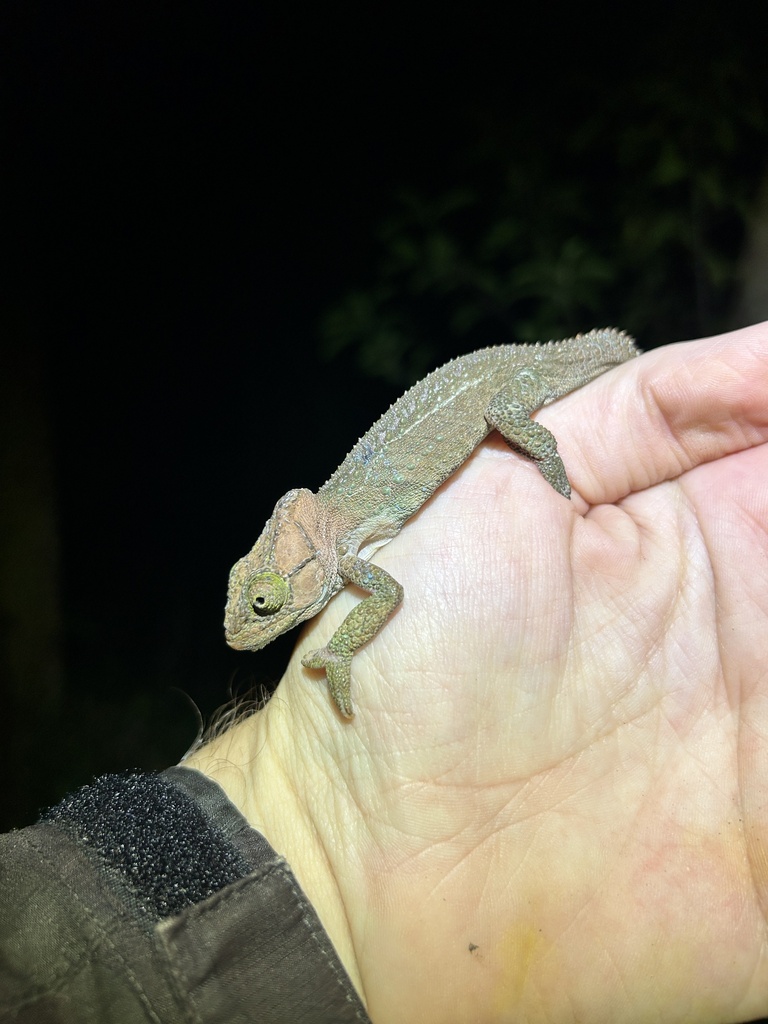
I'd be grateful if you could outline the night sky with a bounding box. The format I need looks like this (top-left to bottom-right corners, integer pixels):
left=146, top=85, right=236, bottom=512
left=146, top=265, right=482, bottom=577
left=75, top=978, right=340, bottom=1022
left=5, top=3, right=768, bottom=822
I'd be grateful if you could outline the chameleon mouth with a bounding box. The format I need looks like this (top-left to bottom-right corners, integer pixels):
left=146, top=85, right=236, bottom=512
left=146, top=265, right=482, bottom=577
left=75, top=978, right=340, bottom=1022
left=224, top=629, right=246, bottom=649
left=223, top=610, right=255, bottom=647
left=224, top=621, right=265, bottom=651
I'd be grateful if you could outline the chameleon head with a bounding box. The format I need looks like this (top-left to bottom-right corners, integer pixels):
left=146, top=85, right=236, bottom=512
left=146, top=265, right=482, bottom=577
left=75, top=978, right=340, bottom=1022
left=223, top=488, right=340, bottom=651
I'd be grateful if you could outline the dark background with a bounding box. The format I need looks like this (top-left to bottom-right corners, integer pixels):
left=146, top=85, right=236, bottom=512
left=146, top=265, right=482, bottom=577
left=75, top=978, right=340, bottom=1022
left=4, top=2, right=768, bottom=831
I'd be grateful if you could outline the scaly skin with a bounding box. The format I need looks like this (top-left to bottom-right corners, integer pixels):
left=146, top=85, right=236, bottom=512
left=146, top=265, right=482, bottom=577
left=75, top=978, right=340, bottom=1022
left=224, top=328, right=639, bottom=717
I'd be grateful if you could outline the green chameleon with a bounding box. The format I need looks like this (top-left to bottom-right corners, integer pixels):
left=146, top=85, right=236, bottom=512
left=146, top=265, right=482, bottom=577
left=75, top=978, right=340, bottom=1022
left=224, top=328, right=639, bottom=718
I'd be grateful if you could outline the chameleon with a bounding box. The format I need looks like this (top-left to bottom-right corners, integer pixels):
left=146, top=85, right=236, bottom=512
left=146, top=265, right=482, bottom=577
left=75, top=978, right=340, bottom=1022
left=224, top=328, right=639, bottom=718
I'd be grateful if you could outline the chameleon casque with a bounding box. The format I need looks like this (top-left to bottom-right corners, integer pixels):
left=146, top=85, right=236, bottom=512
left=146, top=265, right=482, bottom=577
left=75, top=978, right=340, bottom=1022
left=224, top=328, right=639, bottom=718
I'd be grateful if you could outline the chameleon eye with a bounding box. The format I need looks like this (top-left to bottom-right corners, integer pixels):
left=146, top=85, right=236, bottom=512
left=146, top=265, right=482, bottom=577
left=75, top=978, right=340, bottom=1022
left=246, top=572, right=290, bottom=617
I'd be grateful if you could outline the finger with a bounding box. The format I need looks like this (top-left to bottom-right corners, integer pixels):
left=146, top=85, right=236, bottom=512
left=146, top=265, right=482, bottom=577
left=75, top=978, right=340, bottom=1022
left=541, top=321, right=768, bottom=505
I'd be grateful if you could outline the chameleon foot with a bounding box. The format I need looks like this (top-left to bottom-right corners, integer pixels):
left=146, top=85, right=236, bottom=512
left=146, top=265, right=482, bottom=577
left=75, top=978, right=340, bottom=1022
left=302, top=647, right=354, bottom=719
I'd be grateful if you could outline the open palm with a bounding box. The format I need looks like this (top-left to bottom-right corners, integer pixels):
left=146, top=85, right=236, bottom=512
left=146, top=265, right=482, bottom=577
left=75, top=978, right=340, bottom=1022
left=195, top=323, right=768, bottom=1023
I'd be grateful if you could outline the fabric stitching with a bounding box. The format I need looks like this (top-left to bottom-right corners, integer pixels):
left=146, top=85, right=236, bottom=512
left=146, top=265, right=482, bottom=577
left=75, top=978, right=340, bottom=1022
left=158, top=859, right=370, bottom=1022
left=5, top=826, right=166, bottom=1023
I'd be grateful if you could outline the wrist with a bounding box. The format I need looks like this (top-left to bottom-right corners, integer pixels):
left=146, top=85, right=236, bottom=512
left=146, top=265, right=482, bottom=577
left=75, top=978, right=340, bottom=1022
left=183, top=666, right=367, bottom=1003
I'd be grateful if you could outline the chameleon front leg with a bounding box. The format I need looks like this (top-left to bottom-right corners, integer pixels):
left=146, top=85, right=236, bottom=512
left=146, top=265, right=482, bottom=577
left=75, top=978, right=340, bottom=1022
left=485, top=375, right=571, bottom=498
left=301, top=554, right=404, bottom=718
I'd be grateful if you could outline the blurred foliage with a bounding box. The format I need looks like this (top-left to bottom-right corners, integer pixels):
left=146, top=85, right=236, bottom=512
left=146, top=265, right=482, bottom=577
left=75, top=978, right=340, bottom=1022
left=322, top=53, right=768, bottom=387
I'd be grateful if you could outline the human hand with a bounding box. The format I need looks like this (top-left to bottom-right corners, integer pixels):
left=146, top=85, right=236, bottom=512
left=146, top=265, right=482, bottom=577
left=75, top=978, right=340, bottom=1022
left=192, top=323, right=768, bottom=1023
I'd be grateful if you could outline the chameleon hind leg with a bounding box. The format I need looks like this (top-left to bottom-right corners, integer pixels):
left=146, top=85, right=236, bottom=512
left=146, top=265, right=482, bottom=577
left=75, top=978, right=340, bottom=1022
left=485, top=374, right=571, bottom=498
left=302, top=554, right=403, bottom=718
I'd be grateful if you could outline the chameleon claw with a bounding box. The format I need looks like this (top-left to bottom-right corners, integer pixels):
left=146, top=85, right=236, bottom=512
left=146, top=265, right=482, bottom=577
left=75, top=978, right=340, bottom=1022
left=326, top=662, right=354, bottom=719
left=302, top=647, right=355, bottom=718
